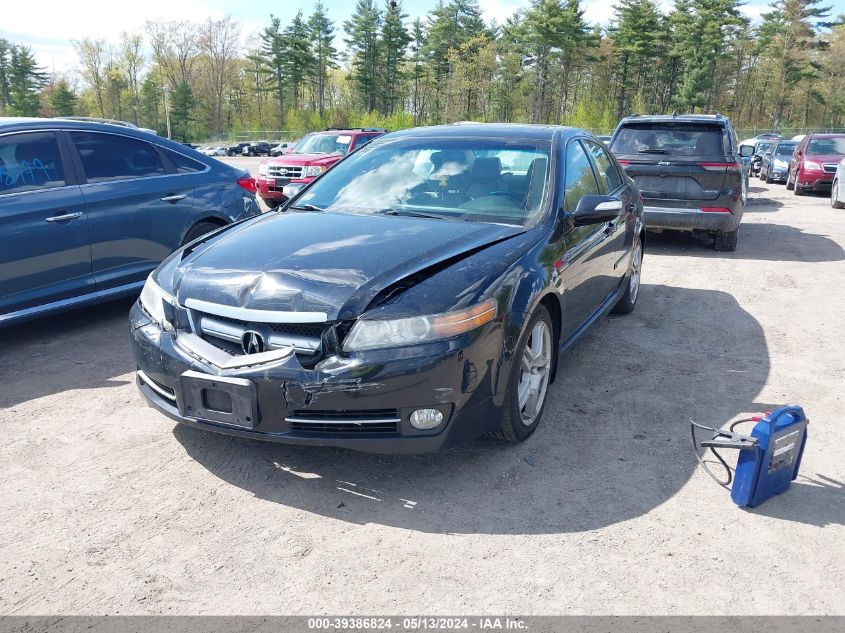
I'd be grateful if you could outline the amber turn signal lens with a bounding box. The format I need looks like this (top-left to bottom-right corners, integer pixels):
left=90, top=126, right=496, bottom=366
left=431, top=299, right=498, bottom=337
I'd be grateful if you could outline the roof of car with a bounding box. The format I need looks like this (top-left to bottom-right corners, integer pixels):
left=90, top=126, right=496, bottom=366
left=384, top=123, right=583, bottom=141
left=617, top=114, right=728, bottom=125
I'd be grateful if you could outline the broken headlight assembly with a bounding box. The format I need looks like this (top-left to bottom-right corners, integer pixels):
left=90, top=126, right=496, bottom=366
left=139, top=275, right=175, bottom=330
left=342, top=299, right=497, bottom=352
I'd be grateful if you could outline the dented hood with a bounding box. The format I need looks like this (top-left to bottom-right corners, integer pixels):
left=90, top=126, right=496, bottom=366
left=173, top=211, right=523, bottom=321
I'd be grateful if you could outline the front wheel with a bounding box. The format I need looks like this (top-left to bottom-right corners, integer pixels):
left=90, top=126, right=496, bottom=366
left=612, top=239, right=642, bottom=315
left=182, top=221, right=223, bottom=246
left=832, top=180, right=845, bottom=209
left=493, top=306, right=554, bottom=443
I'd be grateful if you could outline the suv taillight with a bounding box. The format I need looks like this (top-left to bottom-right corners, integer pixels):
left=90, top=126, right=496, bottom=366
left=237, top=176, right=257, bottom=193
left=700, top=162, right=740, bottom=172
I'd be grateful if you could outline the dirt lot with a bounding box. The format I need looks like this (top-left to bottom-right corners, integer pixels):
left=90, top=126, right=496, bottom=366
left=0, top=181, right=843, bottom=615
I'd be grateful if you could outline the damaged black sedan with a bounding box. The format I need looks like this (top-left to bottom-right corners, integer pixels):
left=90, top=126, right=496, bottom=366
left=131, top=124, right=644, bottom=453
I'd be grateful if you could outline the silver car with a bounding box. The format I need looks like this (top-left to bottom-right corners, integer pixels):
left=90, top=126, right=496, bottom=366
left=832, top=157, right=845, bottom=208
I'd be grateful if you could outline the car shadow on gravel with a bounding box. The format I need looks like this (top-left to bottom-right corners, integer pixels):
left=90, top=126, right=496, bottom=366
left=647, top=224, right=844, bottom=262
left=0, top=298, right=135, bottom=408
left=174, top=284, right=779, bottom=535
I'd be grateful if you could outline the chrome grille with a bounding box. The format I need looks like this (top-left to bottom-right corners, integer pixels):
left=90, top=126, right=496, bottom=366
left=196, top=312, right=323, bottom=354
left=267, top=164, right=304, bottom=179
left=823, top=164, right=838, bottom=174
left=286, top=410, right=400, bottom=434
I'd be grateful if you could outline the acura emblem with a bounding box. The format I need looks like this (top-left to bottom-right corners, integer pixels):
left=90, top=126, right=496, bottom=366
left=241, top=330, right=266, bottom=355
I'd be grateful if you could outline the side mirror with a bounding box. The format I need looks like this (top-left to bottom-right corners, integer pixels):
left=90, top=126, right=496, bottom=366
left=739, top=144, right=755, bottom=158
left=571, top=195, right=623, bottom=226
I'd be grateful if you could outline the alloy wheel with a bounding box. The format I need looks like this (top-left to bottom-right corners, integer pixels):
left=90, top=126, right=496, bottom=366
left=517, top=320, right=552, bottom=426
left=629, top=242, right=642, bottom=303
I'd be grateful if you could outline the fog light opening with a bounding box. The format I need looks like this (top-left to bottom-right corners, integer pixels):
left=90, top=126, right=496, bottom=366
left=410, top=408, right=444, bottom=430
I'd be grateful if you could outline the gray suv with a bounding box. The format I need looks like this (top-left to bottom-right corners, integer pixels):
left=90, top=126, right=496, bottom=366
left=609, top=114, right=753, bottom=251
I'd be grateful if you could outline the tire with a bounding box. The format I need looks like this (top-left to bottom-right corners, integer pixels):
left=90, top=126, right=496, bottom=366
left=182, top=221, right=223, bottom=246
left=832, top=180, right=845, bottom=209
left=786, top=173, right=795, bottom=190
left=794, top=181, right=805, bottom=196
left=492, top=306, right=554, bottom=444
left=612, top=238, right=642, bottom=315
left=714, top=228, right=738, bottom=252
left=765, top=170, right=773, bottom=184
left=263, top=198, right=282, bottom=209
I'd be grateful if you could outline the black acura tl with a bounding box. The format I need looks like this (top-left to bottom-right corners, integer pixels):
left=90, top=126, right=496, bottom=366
left=131, top=124, right=644, bottom=453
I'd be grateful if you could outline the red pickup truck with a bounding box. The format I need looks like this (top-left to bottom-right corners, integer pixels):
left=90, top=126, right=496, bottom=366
left=256, top=128, right=387, bottom=207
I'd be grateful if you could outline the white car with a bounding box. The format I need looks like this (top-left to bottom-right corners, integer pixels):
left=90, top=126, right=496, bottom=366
left=832, top=158, right=845, bottom=208
left=200, top=146, right=226, bottom=156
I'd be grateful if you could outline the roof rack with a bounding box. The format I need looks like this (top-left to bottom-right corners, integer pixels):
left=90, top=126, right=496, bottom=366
left=325, top=127, right=387, bottom=132
left=55, top=116, right=138, bottom=128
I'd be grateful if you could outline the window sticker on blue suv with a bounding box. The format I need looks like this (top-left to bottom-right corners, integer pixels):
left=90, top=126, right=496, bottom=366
left=0, top=132, right=66, bottom=195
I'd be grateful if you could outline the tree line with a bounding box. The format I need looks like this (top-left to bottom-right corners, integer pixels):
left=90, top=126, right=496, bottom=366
left=0, top=0, right=843, bottom=140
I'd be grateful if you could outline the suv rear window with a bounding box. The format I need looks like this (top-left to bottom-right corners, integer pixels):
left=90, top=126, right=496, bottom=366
left=611, top=123, right=725, bottom=157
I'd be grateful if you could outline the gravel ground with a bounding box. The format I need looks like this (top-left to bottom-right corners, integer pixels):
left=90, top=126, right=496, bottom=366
left=0, top=180, right=843, bottom=615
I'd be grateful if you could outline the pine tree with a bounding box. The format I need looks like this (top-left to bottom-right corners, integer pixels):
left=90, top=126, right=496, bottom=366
left=671, top=0, right=745, bottom=112
left=7, top=44, right=46, bottom=116
left=308, top=1, right=337, bottom=117
left=758, top=0, right=832, bottom=125
left=379, top=0, right=411, bottom=115
left=284, top=11, right=315, bottom=110
left=49, top=79, right=77, bottom=116
left=425, top=0, right=491, bottom=121
left=344, top=0, right=383, bottom=112
left=522, top=0, right=589, bottom=124
left=610, top=0, right=664, bottom=118
left=170, top=81, right=196, bottom=141
left=259, top=16, right=288, bottom=127
left=0, top=39, right=11, bottom=114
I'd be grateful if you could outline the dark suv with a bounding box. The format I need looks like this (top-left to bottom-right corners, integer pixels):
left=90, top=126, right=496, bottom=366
left=609, top=114, right=752, bottom=251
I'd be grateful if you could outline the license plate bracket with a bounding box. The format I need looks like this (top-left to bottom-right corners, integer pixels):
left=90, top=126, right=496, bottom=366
left=275, top=177, right=290, bottom=188
left=179, top=370, right=257, bottom=429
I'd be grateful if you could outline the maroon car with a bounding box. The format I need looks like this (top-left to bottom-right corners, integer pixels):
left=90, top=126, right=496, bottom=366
left=787, top=133, right=845, bottom=196
left=256, top=128, right=386, bottom=208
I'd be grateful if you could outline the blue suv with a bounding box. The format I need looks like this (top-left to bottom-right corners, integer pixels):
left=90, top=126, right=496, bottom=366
left=0, top=118, right=260, bottom=326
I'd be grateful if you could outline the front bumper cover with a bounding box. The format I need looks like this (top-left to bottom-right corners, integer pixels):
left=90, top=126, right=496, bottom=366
left=129, top=302, right=506, bottom=453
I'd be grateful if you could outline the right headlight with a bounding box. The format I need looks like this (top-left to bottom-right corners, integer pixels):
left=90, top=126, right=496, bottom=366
left=139, top=275, right=175, bottom=329
left=343, top=299, right=498, bottom=352
left=258, top=163, right=268, bottom=176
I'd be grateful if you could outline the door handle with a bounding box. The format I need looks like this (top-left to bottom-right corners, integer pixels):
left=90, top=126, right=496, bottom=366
left=45, top=212, right=82, bottom=223
left=160, top=194, right=187, bottom=203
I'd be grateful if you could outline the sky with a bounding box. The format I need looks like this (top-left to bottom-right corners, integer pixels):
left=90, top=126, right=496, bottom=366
left=2, top=0, right=844, bottom=76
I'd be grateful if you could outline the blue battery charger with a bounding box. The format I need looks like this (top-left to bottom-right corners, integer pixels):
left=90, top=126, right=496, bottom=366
left=730, top=406, right=808, bottom=508
left=692, top=406, right=808, bottom=508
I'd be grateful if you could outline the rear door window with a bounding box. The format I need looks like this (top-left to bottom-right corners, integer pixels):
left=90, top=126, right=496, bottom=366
left=585, top=140, right=623, bottom=193
left=0, top=132, right=66, bottom=196
left=160, top=147, right=207, bottom=174
left=70, top=132, right=166, bottom=183
left=611, top=124, right=726, bottom=157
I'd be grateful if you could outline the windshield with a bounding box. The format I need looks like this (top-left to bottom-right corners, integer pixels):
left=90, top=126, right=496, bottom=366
left=755, top=142, right=773, bottom=153
left=611, top=124, right=725, bottom=156
left=293, top=138, right=551, bottom=226
left=775, top=143, right=796, bottom=157
left=293, top=133, right=353, bottom=156
left=807, top=138, right=845, bottom=156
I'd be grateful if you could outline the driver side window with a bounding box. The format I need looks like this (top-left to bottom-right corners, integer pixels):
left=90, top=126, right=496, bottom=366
left=563, top=140, right=599, bottom=212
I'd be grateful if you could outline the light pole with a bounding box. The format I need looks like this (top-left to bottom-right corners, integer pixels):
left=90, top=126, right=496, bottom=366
left=163, top=84, right=172, bottom=139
